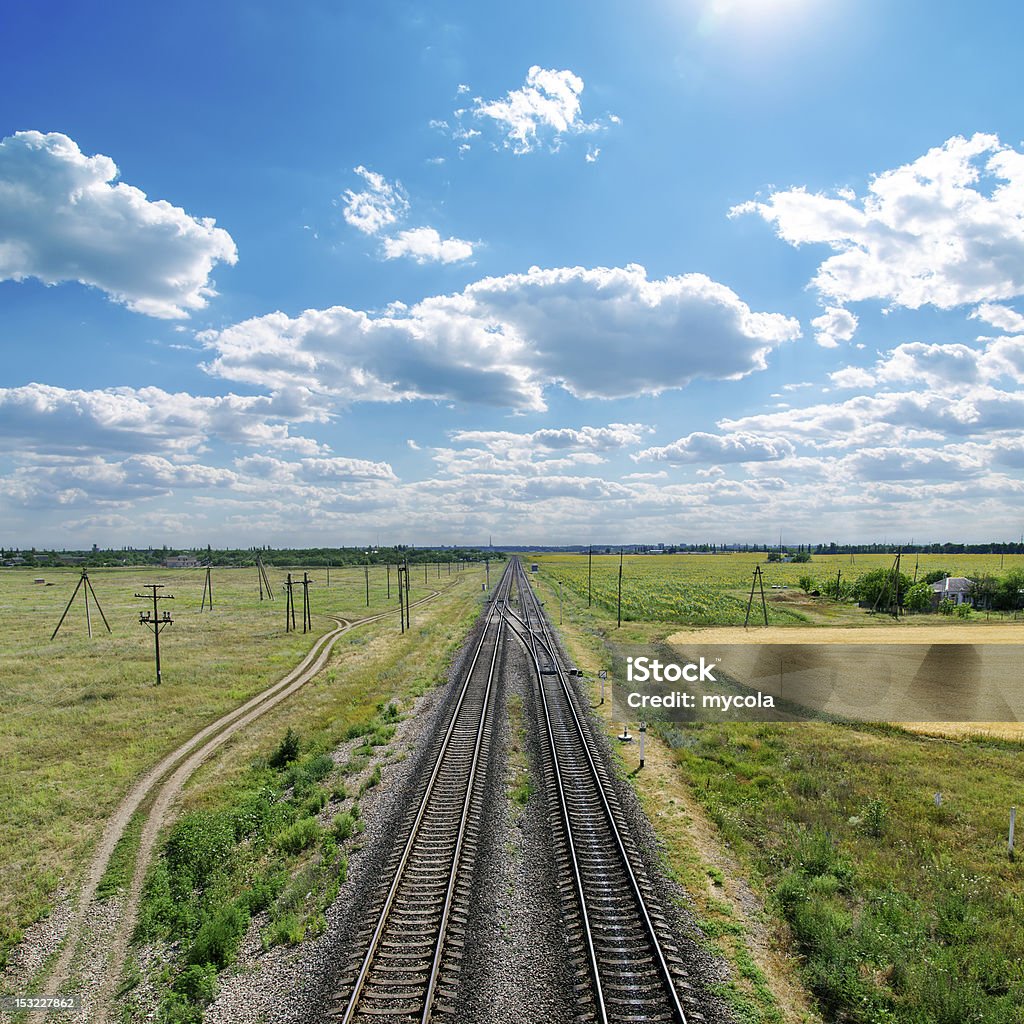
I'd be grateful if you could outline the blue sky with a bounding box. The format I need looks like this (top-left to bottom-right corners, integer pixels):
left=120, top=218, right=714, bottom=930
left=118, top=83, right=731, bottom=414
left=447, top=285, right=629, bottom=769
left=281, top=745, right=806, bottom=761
left=2, top=0, right=1024, bottom=547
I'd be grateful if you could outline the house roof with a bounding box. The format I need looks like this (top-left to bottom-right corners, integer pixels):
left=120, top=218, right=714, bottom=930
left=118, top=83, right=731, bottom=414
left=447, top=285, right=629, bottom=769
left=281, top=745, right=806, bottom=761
left=929, top=576, right=974, bottom=594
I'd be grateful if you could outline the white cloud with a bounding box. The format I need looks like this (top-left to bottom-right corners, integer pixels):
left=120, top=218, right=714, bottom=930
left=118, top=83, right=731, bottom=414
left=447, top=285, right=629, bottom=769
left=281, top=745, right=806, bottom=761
left=451, top=423, right=650, bottom=453
left=811, top=305, right=858, bottom=348
left=474, top=66, right=590, bottom=153
left=0, top=131, right=237, bottom=318
left=829, top=366, right=877, bottom=389
left=382, top=226, right=474, bottom=264
left=634, top=431, right=796, bottom=464
left=971, top=302, right=1024, bottom=333
left=200, top=264, right=800, bottom=410
left=733, top=133, right=1024, bottom=311
left=233, top=453, right=395, bottom=483
left=0, top=383, right=327, bottom=457
left=450, top=66, right=617, bottom=157
left=341, top=166, right=409, bottom=236
left=341, top=168, right=473, bottom=262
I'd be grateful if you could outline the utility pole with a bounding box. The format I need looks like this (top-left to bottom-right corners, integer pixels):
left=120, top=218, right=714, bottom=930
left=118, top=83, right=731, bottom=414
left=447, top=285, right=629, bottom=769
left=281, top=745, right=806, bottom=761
left=397, top=563, right=408, bottom=632
left=745, top=566, right=769, bottom=627
left=301, top=572, right=312, bottom=632
left=588, top=544, right=593, bottom=608
left=256, top=556, right=274, bottom=600
left=51, top=569, right=111, bottom=640
left=365, top=564, right=370, bottom=607
left=200, top=565, right=214, bottom=611
left=284, top=574, right=297, bottom=632
left=485, top=558, right=490, bottom=590
left=617, top=546, right=624, bottom=629
left=136, top=584, right=174, bottom=685
left=387, top=563, right=391, bottom=599
left=405, top=557, right=412, bottom=628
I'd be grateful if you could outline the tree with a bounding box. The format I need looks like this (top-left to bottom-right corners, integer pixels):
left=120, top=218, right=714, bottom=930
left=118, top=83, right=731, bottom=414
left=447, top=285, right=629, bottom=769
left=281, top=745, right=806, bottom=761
left=853, top=568, right=913, bottom=607
left=904, top=582, right=932, bottom=613
left=994, top=568, right=1024, bottom=611
left=798, top=574, right=817, bottom=594
left=923, top=569, right=949, bottom=585
left=791, top=550, right=812, bottom=563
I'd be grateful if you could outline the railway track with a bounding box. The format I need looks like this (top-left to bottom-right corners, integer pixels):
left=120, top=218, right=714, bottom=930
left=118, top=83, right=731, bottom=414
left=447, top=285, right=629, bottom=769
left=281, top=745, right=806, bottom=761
left=503, top=558, right=693, bottom=1024
left=331, top=562, right=515, bottom=1024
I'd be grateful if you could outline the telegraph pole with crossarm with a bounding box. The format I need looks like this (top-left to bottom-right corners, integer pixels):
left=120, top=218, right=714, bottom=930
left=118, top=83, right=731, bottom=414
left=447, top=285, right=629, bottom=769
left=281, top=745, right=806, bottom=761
left=137, top=584, right=174, bottom=685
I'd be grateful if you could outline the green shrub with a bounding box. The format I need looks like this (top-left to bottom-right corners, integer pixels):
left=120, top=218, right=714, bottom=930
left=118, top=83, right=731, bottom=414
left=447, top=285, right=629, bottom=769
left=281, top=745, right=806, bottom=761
left=262, top=911, right=305, bottom=948
left=276, top=817, right=321, bottom=855
left=333, top=811, right=356, bottom=843
left=861, top=797, right=888, bottom=838
left=186, top=902, right=249, bottom=969
left=165, top=811, right=235, bottom=892
left=269, top=727, right=301, bottom=769
left=794, top=826, right=853, bottom=884
left=171, top=963, right=217, bottom=1004
left=360, top=765, right=382, bottom=793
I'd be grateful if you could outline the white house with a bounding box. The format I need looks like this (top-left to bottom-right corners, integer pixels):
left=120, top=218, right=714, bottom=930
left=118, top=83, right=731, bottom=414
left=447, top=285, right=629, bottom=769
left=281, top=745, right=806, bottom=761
left=929, top=576, right=974, bottom=607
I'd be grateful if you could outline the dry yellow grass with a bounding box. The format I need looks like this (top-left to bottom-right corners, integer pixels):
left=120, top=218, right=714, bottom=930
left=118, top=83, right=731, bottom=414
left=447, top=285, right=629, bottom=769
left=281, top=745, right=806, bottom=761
left=668, top=623, right=1024, bottom=644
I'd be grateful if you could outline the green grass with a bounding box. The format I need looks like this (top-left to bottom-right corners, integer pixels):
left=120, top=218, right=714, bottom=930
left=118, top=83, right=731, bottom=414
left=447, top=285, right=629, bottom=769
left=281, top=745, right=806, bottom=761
left=0, top=563, right=479, bottom=967
left=663, top=723, right=1024, bottom=1023
left=532, top=552, right=1024, bottom=629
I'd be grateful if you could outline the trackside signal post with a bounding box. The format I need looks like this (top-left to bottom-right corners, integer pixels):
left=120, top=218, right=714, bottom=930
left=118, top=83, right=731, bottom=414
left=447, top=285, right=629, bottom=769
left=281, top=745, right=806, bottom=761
left=137, top=584, right=173, bottom=685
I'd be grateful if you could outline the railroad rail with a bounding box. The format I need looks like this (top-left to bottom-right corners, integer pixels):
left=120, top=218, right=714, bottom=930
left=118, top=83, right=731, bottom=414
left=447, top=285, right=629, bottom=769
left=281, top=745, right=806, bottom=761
left=331, top=561, right=515, bottom=1024
left=503, top=557, right=692, bottom=1024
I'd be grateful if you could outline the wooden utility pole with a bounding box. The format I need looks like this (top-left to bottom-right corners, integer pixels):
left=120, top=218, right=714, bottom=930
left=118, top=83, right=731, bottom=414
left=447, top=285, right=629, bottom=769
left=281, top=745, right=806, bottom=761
left=744, top=566, right=769, bottom=627
left=200, top=565, right=214, bottom=611
left=365, top=564, right=370, bottom=607
left=588, top=544, right=593, bottom=608
left=617, top=547, right=624, bottom=629
left=136, top=584, right=173, bottom=684
left=284, top=574, right=297, bottom=632
left=301, top=572, right=312, bottom=632
left=256, top=556, right=274, bottom=600
left=51, top=569, right=111, bottom=640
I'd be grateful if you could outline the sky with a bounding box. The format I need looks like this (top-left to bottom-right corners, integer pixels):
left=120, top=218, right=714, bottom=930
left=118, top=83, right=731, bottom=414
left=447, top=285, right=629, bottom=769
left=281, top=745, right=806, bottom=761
left=2, top=0, right=1024, bottom=548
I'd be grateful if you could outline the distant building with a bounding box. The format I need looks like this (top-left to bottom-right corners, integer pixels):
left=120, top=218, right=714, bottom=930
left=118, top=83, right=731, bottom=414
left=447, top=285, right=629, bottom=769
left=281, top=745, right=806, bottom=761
left=930, top=577, right=975, bottom=607
left=164, top=555, right=200, bottom=569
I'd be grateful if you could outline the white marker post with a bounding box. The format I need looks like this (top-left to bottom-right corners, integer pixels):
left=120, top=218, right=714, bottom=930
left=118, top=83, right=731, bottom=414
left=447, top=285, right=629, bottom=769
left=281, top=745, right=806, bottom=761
left=1010, top=806, right=1017, bottom=855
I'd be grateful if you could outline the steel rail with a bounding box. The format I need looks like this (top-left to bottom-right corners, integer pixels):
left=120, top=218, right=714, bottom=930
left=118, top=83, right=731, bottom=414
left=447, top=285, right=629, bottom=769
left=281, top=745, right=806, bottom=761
left=338, top=563, right=514, bottom=1024
left=501, top=565, right=609, bottom=1024
left=510, top=558, right=689, bottom=1024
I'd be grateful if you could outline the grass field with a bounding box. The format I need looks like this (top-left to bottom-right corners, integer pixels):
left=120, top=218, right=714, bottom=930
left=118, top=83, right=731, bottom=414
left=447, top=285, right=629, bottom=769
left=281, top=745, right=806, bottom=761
left=0, top=562, right=477, bottom=967
left=534, top=552, right=1024, bottom=628
left=529, top=553, right=1024, bottom=1024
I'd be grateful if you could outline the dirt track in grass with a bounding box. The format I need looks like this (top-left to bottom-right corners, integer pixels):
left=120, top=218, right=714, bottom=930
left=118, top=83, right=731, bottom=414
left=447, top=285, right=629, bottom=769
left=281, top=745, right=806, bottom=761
left=35, top=588, right=446, bottom=1024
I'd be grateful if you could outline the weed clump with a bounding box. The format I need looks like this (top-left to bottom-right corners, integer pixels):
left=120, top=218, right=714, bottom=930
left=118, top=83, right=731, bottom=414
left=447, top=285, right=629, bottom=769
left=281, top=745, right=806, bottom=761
left=269, top=727, right=301, bottom=769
